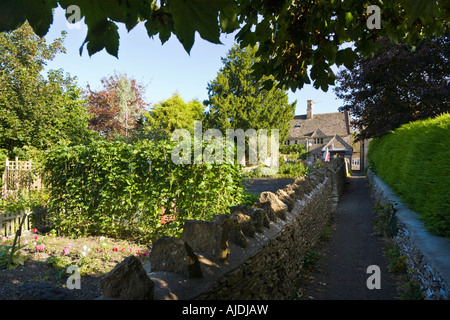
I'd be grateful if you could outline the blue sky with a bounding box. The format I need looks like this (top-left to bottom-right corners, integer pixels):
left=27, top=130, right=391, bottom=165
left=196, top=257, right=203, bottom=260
left=43, top=6, right=345, bottom=115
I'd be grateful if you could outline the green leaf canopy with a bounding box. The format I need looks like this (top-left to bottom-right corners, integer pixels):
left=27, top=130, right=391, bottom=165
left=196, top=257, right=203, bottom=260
left=0, top=0, right=448, bottom=92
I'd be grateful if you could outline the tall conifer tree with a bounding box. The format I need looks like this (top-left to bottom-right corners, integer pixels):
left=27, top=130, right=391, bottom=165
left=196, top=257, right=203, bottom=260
left=204, top=44, right=295, bottom=142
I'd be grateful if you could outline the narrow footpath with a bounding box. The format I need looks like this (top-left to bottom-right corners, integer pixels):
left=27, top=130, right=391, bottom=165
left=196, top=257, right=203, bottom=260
left=300, top=171, right=399, bottom=300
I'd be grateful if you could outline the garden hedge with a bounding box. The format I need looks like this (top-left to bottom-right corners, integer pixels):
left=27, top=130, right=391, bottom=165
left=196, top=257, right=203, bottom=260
left=43, top=139, right=245, bottom=242
left=368, top=113, right=450, bottom=238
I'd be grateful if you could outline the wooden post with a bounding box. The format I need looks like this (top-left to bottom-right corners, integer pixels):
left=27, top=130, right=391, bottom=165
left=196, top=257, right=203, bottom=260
left=9, top=212, right=14, bottom=236
left=2, top=158, right=8, bottom=196
left=14, top=157, right=18, bottom=193
left=3, top=211, right=28, bottom=283
left=28, top=160, right=31, bottom=193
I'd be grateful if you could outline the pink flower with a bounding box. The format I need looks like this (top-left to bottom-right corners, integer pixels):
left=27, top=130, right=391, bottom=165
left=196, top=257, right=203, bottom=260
left=33, top=228, right=37, bottom=233
left=34, top=236, right=38, bottom=240
left=39, top=244, right=45, bottom=251
left=66, top=243, right=71, bottom=248
left=63, top=248, right=68, bottom=255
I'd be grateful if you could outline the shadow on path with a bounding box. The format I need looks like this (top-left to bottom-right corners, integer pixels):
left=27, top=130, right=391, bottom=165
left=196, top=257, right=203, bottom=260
left=299, top=171, right=399, bottom=300
left=244, top=177, right=295, bottom=195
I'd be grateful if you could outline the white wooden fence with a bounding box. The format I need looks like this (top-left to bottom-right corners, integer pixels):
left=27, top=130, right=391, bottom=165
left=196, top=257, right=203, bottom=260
left=0, top=209, right=32, bottom=236
left=1, top=158, right=47, bottom=236
left=0, top=208, right=48, bottom=237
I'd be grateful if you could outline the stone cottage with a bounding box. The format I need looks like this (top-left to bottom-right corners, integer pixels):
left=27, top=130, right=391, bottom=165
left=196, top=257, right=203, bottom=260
left=285, top=100, right=356, bottom=167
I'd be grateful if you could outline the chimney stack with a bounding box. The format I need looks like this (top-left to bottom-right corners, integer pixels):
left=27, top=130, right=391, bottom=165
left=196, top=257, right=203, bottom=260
left=307, top=100, right=314, bottom=119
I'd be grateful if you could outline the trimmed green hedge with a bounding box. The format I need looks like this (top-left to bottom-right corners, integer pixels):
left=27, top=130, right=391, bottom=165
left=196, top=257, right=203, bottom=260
left=368, top=113, right=450, bottom=238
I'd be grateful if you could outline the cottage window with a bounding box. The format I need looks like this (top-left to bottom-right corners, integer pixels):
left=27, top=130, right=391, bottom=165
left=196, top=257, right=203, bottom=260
left=313, top=138, right=323, bottom=144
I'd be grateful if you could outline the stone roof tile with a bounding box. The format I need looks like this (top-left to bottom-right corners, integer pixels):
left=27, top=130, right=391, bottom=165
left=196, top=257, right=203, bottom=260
left=288, top=112, right=350, bottom=139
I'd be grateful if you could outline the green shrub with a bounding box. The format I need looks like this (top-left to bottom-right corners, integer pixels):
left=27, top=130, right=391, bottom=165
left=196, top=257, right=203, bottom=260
left=0, top=244, right=28, bottom=269
left=303, top=250, right=321, bottom=272
left=278, top=161, right=308, bottom=178
left=43, top=139, right=245, bottom=242
left=241, top=191, right=260, bottom=206
left=248, top=160, right=308, bottom=178
left=373, top=202, right=399, bottom=238
left=0, top=189, right=49, bottom=214
left=384, top=244, right=408, bottom=274
left=279, top=144, right=307, bottom=160
left=368, top=113, right=450, bottom=238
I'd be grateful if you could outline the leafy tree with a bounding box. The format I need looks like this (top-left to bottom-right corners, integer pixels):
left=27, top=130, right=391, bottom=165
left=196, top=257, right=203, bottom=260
left=235, top=0, right=449, bottom=91
left=335, top=36, right=450, bottom=140
left=116, top=75, right=138, bottom=138
left=0, top=23, right=92, bottom=158
left=140, top=93, right=204, bottom=139
left=204, top=44, right=295, bottom=141
left=0, top=1, right=447, bottom=92
left=85, top=72, right=149, bottom=140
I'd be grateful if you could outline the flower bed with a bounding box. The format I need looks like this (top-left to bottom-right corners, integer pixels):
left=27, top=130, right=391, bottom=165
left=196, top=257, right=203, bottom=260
left=0, top=229, right=151, bottom=299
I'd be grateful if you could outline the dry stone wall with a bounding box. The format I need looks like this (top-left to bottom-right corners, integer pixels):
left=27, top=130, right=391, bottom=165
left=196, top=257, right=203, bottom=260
left=101, top=157, right=347, bottom=300
left=367, top=169, right=450, bottom=300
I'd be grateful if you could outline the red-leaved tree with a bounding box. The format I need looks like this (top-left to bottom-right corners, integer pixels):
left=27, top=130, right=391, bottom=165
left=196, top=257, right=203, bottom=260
left=85, top=72, right=149, bottom=139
